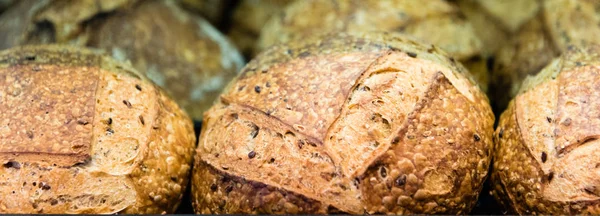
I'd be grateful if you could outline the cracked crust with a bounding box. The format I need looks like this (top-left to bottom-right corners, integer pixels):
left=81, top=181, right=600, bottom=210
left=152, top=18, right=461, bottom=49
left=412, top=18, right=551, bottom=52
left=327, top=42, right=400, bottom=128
left=0, top=45, right=195, bottom=214
left=0, top=0, right=244, bottom=120
left=492, top=45, right=600, bottom=214
left=192, top=32, right=494, bottom=214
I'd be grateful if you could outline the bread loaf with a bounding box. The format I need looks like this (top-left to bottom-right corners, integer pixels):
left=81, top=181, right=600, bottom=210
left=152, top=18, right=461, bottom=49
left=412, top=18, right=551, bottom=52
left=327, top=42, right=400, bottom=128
left=0, top=46, right=196, bottom=214
left=0, top=0, right=244, bottom=120
left=191, top=32, right=494, bottom=214
left=491, top=45, right=600, bottom=214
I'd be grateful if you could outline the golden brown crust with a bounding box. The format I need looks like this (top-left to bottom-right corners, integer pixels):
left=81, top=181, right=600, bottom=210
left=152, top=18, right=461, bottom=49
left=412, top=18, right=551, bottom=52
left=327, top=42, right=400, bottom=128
left=492, top=45, right=600, bottom=214
left=0, top=45, right=195, bottom=214
left=124, top=85, right=196, bottom=214
left=0, top=0, right=244, bottom=120
left=192, top=32, right=494, bottom=214
left=358, top=71, right=493, bottom=214
left=191, top=160, right=328, bottom=214
left=0, top=63, right=97, bottom=166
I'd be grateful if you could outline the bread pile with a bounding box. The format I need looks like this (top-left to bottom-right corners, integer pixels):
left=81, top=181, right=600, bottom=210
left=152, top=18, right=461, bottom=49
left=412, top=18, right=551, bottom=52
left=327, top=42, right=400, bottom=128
left=1, top=0, right=600, bottom=214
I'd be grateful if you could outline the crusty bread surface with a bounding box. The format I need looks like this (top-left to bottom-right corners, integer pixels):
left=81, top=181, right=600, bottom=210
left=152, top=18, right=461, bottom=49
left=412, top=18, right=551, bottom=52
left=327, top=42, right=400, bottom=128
left=0, top=46, right=195, bottom=214
left=492, top=45, right=600, bottom=214
left=192, top=32, right=494, bottom=214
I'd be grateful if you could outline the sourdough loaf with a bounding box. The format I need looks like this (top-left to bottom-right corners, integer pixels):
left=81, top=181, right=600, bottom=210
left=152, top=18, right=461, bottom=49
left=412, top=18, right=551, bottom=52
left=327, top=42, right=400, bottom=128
left=191, top=32, right=495, bottom=214
left=0, top=46, right=196, bottom=214
left=492, top=45, right=600, bottom=214
left=0, top=0, right=244, bottom=120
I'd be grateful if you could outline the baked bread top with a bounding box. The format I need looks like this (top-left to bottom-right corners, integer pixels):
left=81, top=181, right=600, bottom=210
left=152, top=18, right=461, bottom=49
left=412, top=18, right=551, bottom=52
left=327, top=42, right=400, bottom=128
left=193, top=32, right=494, bottom=214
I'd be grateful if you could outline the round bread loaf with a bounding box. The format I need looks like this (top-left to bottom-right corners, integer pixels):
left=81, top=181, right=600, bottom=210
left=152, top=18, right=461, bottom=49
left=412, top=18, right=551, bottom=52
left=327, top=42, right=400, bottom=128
left=256, top=0, right=490, bottom=92
left=492, top=45, right=600, bottom=214
left=490, top=0, right=600, bottom=112
left=191, top=32, right=494, bottom=214
left=0, top=0, right=244, bottom=120
left=0, top=46, right=196, bottom=214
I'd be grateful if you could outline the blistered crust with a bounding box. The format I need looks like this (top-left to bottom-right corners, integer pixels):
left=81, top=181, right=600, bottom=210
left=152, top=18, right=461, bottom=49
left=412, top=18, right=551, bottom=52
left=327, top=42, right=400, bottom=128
left=0, top=46, right=195, bottom=214
left=193, top=33, right=494, bottom=214
left=124, top=88, right=196, bottom=214
left=492, top=46, right=600, bottom=214
left=359, top=72, right=493, bottom=214
left=191, top=160, right=327, bottom=214
left=0, top=64, right=97, bottom=166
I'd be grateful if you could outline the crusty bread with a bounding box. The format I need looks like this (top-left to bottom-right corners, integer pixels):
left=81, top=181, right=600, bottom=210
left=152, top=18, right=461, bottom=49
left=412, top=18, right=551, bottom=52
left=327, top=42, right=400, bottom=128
left=0, top=0, right=244, bottom=120
left=191, top=32, right=494, bottom=214
left=0, top=45, right=196, bottom=214
left=491, top=45, right=600, bottom=214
